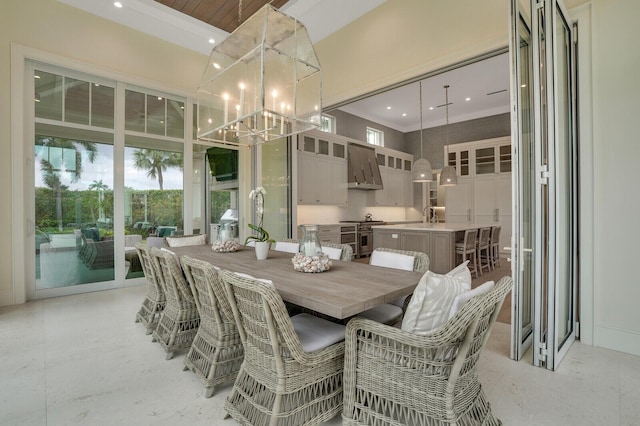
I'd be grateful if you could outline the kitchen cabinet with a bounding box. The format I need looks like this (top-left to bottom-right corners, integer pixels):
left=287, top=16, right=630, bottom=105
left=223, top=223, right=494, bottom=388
left=372, top=225, right=457, bottom=274
left=369, top=150, right=414, bottom=207
left=444, top=137, right=512, bottom=254
left=297, top=131, right=348, bottom=205
left=298, top=224, right=341, bottom=244
left=447, top=136, right=511, bottom=177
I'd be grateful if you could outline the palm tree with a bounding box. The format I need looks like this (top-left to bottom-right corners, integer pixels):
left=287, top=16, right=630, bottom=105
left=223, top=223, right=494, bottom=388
left=89, top=179, right=109, bottom=222
left=36, top=136, right=98, bottom=231
left=131, top=149, right=183, bottom=190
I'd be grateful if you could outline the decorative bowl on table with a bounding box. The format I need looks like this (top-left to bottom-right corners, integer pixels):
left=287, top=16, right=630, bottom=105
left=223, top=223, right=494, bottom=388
left=291, top=252, right=332, bottom=273
left=212, top=240, right=241, bottom=253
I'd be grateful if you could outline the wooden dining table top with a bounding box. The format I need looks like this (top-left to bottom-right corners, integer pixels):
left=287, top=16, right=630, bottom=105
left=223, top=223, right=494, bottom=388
left=168, top=244, right=424, bottom=320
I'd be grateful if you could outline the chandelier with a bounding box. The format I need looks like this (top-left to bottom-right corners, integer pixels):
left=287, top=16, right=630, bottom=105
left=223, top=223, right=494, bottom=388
left=197, top=4, right=322, bottom=146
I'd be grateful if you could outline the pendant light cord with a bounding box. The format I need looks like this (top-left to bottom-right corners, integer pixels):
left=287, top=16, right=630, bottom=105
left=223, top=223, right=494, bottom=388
left=444, top=85, right=450, bottom=159
left=419, top=81, right=424, bottom=159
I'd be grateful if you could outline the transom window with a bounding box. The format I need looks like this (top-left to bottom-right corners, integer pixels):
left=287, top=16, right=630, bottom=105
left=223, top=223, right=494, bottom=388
left=366, top=127, right=384, bottom=146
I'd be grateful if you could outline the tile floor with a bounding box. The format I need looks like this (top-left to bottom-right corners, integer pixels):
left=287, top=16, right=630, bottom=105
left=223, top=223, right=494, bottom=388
left=2, top=285, right=639, bottom=425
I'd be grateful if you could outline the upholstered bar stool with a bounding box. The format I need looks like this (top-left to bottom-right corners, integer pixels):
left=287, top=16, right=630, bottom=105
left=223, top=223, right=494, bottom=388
left=455, top=229, right=479, bottom=278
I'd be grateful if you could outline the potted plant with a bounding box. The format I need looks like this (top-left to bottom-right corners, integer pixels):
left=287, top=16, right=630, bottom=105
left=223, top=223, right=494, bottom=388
left=244, top=186, right=274, bottom=259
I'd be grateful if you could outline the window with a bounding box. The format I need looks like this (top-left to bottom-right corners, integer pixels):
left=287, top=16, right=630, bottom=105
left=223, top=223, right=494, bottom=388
left=366, top=127, right=384, bottom=146
left=320, top=113, right=336, bottom=133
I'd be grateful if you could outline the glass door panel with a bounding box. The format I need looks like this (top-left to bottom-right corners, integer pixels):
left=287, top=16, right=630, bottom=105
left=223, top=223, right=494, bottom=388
left=35, top=132, right=115, bottom=290
left=510, top=0, right=535, bottom=360
left=124, top=137, right=184, bottom=245
left=549, top=0, right=577, bottom=370
left=261, top=137, right=292, bottom=239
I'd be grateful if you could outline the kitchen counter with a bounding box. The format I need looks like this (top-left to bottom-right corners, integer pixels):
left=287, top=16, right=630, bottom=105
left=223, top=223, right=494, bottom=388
left=372, top=223, right=483, bottom=232
left=372, top=223, right=484, bottom=273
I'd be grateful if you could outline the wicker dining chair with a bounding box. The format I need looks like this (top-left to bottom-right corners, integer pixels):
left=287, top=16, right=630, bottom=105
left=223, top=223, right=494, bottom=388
left=149, top=247, right=200, bottom=360
left=180, top=256, right=244, bottom=398
left=134, top=243, right=166, bottom=335
left=321, top=242, right=354, bottom=261
left=358, top=247, right=430, bottom=325
left=220, top=269, right=346, bottom=426
left=342, top=275, right=513, bottom=426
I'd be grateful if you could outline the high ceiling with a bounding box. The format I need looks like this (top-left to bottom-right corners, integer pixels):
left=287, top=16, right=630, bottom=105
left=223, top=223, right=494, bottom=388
left=153, top=0, right=289, bottom=33
left=58, top=0, right=509, bottom=131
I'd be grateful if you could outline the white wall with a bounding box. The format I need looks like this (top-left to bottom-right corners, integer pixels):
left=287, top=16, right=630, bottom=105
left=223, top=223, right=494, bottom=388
left=590, top=0, right=640, bottom=355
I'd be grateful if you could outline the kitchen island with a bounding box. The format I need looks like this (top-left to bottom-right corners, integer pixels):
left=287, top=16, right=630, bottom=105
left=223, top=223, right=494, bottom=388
left=372, top=223, right=485, bottom=274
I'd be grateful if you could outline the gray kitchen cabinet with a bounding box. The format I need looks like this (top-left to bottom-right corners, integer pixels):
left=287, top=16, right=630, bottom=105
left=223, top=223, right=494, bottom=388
left=372, top=229, right=401, bottom=250
left=369, top=150, right=413, bottom=207
left=297, top=131, right=347, bottom=205
left=373, top=228, right=454, bottom=274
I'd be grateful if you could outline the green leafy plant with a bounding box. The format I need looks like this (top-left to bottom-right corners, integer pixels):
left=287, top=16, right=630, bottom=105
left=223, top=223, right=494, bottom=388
left=244, top=187, right=275, bottom=244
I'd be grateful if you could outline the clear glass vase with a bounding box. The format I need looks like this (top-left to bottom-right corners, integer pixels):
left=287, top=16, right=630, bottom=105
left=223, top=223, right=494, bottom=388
left=299, top=224, right=323, bottom=256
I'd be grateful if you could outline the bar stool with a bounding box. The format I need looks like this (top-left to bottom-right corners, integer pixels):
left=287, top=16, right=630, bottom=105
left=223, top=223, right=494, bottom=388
left=476, top=227, right=492, bottom=275
left=455, top=229, right=478, bottom=278
left=490, top=225, right=502, bottom=269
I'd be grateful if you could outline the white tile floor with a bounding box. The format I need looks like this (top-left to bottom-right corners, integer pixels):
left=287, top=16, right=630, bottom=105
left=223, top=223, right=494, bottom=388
left=2, top=285, right=639, bottom=425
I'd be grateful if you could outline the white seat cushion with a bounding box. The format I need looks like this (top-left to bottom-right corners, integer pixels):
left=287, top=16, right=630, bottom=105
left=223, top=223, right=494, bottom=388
left=370, top=250, right=414, bottom=271
left=146, top=237, right=165, bottom=248
left=165, top=234, right=206, bottom=247
left=274, top=241, right=300, bottom=253
left=358, top=303, right=404, bottom=324
left=447, top=281, right=495, bottom=320
left=321, top=246, right=343, bottom=260
left=290, top=313, right=346, bottom=352
left=401, top=261, right=472, bottom=335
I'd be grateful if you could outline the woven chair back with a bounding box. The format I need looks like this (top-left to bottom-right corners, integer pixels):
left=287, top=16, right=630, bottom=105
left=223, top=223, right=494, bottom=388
left=464, top=229, right=478, bottom=251
left=321, top=242, right=354, bottom=261
left=135, top=243, right=164, bottom=302
left=180, top=256, right=236, bottom=326
left=478, top=227, right=491, bottom=248
left=150, top=247, right=194, bottom=307
left=371, top=247, right=430, bottom=272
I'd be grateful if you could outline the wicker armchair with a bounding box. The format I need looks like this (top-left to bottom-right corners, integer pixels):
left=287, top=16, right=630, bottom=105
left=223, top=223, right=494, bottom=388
left=220, top=269, right=346, bottom=425
left=149, top=247, right=200, bottom=360
left=134, top=243, right=166, bottom=334
left=180, top=256, right=243, bottom=398
left=342, top=276, right=513, bottom=426
left=358, top=247, right=430, bottom=325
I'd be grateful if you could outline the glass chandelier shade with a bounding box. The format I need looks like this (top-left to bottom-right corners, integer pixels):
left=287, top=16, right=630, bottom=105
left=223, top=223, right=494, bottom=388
left=439, top=84, right=458, bottom=186
left=412, top=81, right=433, bottom=182
left=197, top=4, right=322, bottom=146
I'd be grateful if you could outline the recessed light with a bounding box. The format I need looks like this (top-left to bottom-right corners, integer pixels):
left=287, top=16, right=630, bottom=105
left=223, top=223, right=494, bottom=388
left=208, top=38, right=215, bottom=44
left=213, top=63, right=221, bottom=69
left=402, top=113, right=407, bottom=117
left=386, top=106, right=391, bottom=110
left=465, top=97, right=471, bottom=101
left=114, top=1, right=123, bottom=8
left=429, top=106, right=434, bottom=110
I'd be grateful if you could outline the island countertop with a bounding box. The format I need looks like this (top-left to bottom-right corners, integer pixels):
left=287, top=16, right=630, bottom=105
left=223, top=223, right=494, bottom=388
left=371, top=223, right=484, bottom=232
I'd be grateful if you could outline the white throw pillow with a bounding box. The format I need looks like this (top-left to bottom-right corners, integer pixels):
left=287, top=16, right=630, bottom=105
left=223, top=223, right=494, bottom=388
left=166, top=234, right=206, bottom=247
left=401, top=261, right=472, bottom=335
left=447, top=280, right=495, bottom=320
left=370, top=250, right=415, bottom=271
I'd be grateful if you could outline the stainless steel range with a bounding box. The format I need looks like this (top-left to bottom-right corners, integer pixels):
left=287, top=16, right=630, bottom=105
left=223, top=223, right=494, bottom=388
left=340, top=219, right=386, bottom=258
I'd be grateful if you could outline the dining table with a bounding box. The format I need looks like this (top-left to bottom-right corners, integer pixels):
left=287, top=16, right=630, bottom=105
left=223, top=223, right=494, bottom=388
left=168, top=244, right=424, bottom=320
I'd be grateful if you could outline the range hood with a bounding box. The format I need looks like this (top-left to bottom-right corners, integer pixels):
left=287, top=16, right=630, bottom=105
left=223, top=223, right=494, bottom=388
left=347, top=143, right=383, bottom=190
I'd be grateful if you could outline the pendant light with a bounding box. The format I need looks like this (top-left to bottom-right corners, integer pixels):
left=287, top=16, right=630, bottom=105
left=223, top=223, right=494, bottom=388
left=439, top=84, right=458, bottom=186
left=412, top=81, right=433, bottom=182
left=197, top=3, right=322, bottom=147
